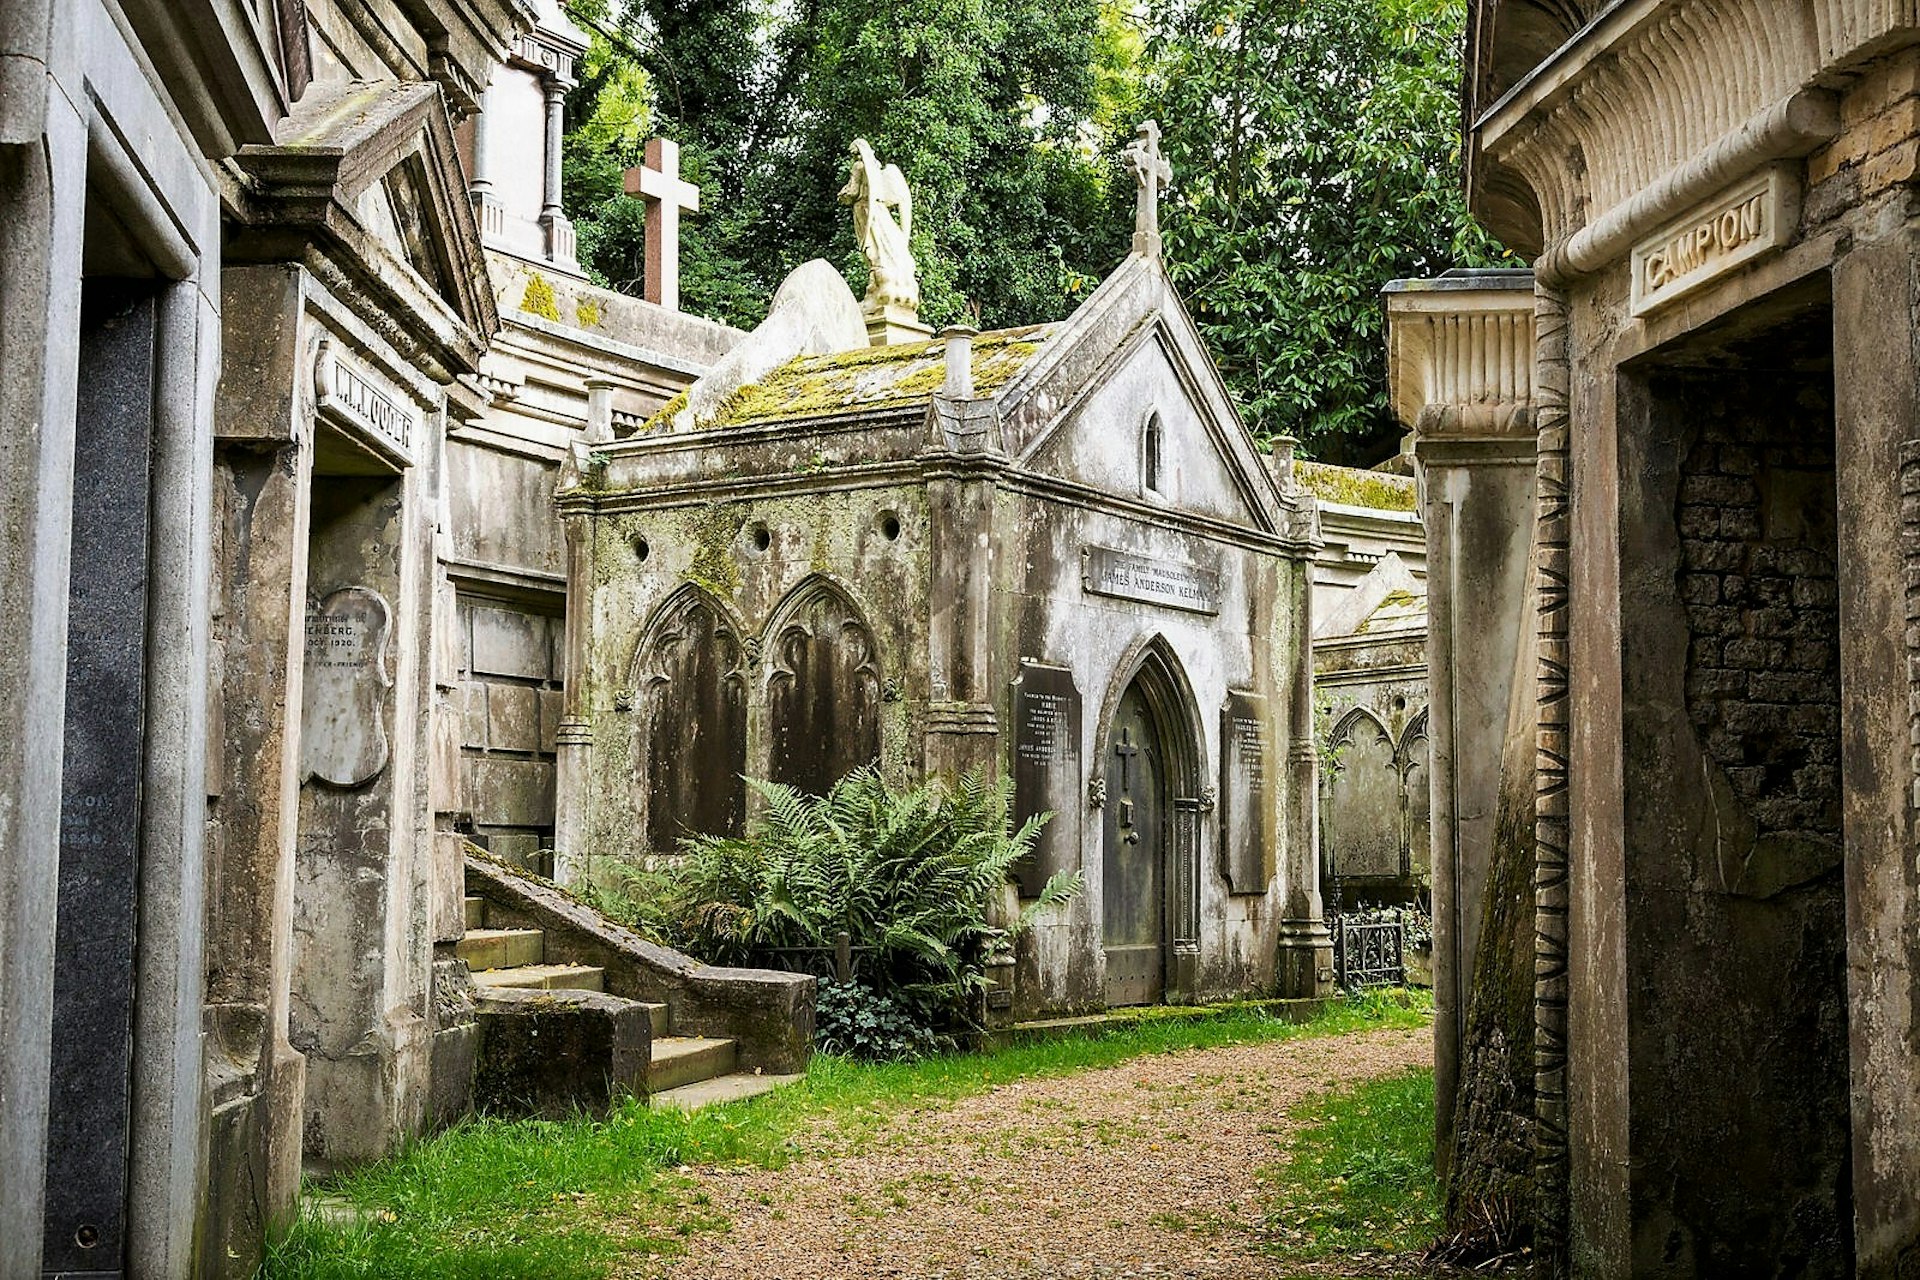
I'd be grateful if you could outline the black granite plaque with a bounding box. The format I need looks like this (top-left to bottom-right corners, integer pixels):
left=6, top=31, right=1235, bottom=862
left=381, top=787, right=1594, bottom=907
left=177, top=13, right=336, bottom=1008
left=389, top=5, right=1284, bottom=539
left=45, top=285, right=157, bottom=1273
left=1220, top=691, right=1271, bottom=893
left=1011, top=662, right=1080, bottom=897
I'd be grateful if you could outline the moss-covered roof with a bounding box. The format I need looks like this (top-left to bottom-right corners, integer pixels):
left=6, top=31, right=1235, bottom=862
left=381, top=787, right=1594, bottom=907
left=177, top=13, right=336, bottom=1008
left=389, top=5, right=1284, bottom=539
left=1354, top=585, right=1427, bottom=634
left=1296, top=460, right=1418, bottom=513
left=649, top=323, right=1057, bottom=432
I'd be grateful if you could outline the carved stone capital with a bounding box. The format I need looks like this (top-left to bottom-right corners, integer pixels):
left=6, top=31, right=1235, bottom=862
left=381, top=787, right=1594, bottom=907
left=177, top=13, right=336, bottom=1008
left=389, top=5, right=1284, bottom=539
left=1384, top=271, right=1537, bottom=451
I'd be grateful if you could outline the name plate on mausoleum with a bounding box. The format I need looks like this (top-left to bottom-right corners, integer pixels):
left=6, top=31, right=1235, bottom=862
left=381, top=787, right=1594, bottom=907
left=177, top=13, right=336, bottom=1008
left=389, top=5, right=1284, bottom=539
left=1011, top=662, right=1080, bottom=899
left=314, top=341, right=417, bottom=465
left=1630, top=168, right=1795, bottom=318
left=1082, top=546, right=1220, bottom=615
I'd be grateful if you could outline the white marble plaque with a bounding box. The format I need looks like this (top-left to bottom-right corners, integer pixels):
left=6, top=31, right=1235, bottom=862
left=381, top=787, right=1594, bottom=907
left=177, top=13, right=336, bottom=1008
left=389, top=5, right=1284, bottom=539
left=302, top=586, right=393, bottom=787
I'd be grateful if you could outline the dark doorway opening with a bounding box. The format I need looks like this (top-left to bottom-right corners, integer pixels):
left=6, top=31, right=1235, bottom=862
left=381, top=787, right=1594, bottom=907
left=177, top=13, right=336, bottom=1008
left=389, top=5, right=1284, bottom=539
left=1619, top=279, right=1852, bottom=1277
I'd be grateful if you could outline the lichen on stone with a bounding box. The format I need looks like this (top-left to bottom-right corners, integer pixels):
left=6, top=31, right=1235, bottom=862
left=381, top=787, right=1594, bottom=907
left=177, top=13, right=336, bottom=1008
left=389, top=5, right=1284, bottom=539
left=685, top=324, right=1056, bottom=431
left=686, top=502, right=744, bottom=596
left=1296, top=460, right=1418, bottom=513
left=521, top=272, right=562, bottom=322
left=575, top=297, right=602, bottom=328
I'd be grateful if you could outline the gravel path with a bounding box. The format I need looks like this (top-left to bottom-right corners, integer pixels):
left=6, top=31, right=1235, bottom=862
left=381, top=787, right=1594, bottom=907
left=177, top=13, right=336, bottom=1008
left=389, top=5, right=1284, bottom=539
left=631, top=1023, right=1433, bottom=1280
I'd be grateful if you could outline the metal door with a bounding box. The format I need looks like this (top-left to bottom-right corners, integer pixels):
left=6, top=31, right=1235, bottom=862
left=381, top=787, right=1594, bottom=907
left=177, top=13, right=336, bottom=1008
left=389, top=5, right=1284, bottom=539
left=1103, top=682, right=1166, bottom=1005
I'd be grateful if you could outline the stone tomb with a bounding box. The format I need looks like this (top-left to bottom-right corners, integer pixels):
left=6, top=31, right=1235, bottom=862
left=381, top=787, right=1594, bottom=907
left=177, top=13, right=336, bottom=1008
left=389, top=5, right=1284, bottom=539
left=556, top=244, right=1332, bottom=1015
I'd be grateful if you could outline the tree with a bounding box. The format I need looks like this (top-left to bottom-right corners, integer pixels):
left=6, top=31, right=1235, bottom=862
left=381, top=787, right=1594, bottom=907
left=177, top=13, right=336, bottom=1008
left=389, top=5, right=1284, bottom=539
left=1139, top=0, right=1512, bottom=461
left=563, top=0, right=1135, bottom=333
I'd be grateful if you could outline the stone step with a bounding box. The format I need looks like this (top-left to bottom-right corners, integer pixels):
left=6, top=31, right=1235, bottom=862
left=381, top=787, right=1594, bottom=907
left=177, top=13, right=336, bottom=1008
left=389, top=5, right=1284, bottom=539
left=646, top=1035, right=737, bottom=1093
left=649, top=1071, right=806, bottom=1112
left=464, top=895, right=486, bottom=930
left=636, top=1002, right=669, bottom=1038
left=455, top=927, right=544, bottom=971
left=470, top=963, right=604, bottom=992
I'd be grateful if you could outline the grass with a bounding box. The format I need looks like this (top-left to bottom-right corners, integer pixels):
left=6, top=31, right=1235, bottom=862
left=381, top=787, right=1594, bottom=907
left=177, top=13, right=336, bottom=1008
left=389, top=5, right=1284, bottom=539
left=1255, top=1063, right=1441, bottom=1263
left=263, top=989, right=1431, bottom=1280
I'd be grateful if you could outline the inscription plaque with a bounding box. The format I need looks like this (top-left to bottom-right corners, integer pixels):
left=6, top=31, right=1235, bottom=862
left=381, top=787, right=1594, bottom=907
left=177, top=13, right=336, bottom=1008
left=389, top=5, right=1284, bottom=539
left=1082, top=546, right=1220, bottom=615
left=302, top=586, right=394, bottom=787
left=1630, top=168, right=1795, bottom=318
left=1220, top=691, right=1272, bottom=893
left=1012, top=661, right=1081, bottom=897
left=314, top=340, right=417, bottom=464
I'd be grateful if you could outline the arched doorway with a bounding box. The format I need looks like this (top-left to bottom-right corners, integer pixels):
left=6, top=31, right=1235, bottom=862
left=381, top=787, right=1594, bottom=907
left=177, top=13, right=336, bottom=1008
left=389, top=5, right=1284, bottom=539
left=1101, top=648, right=1201, bottom=1007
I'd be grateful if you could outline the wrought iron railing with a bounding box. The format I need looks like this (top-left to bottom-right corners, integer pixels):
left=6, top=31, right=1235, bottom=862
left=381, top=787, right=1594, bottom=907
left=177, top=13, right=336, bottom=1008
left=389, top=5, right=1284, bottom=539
left=1331, top=914, right=1406, bottom=989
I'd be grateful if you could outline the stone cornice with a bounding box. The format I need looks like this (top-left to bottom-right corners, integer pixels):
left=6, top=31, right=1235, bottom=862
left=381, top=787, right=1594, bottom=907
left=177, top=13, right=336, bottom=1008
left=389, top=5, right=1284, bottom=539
left=1383, top=271, right=1536, bottom=441
left=1473, top=0, right=1918, bottom=279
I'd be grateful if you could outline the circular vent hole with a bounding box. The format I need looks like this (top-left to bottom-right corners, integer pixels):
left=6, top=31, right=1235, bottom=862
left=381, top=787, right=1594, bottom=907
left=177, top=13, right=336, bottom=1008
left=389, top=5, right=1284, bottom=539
left=881, top=514, right=902, bottom=541
left=633, top=536, right=651, bottom=562
left=749, top=521, right=772, bottom=552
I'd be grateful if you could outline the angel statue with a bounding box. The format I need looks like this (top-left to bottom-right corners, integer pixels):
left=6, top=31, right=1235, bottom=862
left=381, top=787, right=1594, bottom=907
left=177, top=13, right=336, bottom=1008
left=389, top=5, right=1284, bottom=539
left=838, top=138, right=920, bottom=313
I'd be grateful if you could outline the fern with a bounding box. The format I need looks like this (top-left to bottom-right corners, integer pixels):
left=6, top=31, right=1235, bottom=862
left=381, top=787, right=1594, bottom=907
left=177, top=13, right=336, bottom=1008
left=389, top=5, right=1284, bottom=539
left=661, top=766, right=1082, bottom=1028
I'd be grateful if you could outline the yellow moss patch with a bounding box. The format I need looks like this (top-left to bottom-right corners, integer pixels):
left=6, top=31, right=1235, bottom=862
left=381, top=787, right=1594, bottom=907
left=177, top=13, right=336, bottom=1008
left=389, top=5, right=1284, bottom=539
left=576, top=297, right=602, bottom=328
left=1296, top=461, right=1418, bottom=513
left=521, top=272, right=562, bottom=322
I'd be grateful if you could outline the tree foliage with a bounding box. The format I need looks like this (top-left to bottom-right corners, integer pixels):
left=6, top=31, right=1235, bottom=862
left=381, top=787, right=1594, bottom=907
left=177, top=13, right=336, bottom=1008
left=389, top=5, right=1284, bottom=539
left=562, top=0, right=1133, bottom=333
left=1138, top=0, right=1512, bottom=460
left=558, top=0, right=1505, bottom=460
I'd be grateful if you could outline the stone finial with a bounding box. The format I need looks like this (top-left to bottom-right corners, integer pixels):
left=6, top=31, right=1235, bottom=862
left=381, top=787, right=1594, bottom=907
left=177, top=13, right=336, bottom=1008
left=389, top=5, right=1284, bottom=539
left=1123, top=120, right=1173, bottom=258
left=1382, top=270, right=1537, bottom=443
left=838, top=138, right=930, bottom=346
left=940, top=326, right=978, bottom=398
left=623, top=138, right=701, bottom=311
left=583, top=376, right=616, bottom=444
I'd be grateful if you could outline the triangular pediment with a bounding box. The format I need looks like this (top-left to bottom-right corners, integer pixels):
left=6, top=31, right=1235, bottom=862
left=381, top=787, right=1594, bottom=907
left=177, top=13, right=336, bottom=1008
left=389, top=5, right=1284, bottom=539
left=996, top=255, right=1291, bottom=540
left=229, top=79, right=500, bottom=368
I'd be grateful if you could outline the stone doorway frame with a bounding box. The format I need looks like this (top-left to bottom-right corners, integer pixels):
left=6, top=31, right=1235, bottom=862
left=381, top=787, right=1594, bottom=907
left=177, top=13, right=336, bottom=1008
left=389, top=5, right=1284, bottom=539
left=1091, top=635, right=1206, bottom=1002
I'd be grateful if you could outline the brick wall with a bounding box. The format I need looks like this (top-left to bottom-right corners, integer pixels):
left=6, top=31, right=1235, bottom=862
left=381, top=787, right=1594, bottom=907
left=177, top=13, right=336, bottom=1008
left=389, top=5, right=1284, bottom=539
left=1675, top=390, right=1841, bottom=841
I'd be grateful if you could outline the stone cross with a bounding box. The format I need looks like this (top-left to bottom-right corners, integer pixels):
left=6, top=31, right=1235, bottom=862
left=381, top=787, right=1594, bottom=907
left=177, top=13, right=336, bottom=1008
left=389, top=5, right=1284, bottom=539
left=1123, top=119, right=1172, bottom=258
left=623, top=137, right=700, bottom=311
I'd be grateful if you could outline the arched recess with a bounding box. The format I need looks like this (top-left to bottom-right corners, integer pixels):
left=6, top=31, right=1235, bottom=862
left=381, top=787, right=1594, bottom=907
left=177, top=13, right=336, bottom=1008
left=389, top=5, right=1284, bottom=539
left=1141, top=410, right=1165, bottom=496
left=763, top=576, right=882, bottom=797
left=1093, top=635, right=1207, bottom=970
left=1398, top=707, right=1432, bottom=882
left=1323, top=706, right=1401, bottom=885
left=629, top=584, right=750, bottom=850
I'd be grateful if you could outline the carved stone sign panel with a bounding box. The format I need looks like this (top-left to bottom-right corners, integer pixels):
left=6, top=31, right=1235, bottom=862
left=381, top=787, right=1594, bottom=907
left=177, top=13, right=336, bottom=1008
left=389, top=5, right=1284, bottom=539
left=1630, top=168, right=1795, bottom=318
left=314, top=340, right=417, bottom=465
left=1220, top=691, right=1271, bottom=893
left=1082, top=546, right=1220, bottom=614
left=1011, top=661, right=1080, bottom=898
left=302, top=586, right=394, bottom=787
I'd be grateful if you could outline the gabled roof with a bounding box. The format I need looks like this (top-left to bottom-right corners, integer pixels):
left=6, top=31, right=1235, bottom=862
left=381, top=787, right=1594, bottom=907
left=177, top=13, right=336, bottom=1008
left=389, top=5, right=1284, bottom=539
left=226, top=78, right=498, bottom=376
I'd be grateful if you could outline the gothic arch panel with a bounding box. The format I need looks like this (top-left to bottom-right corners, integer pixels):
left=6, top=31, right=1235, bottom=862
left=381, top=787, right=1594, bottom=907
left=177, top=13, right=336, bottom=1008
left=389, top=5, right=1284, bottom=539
left=631, top=586, right=748, bottom=850
left=765, top=578, right=882, bottom=797
left=1400, top=709, right=1431, bottom=882
left=1324, top=707, right=1401, bottom=882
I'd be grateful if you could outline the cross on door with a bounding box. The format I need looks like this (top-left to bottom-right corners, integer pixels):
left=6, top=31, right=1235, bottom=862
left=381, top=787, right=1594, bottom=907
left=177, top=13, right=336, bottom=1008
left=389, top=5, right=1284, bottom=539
left=623, top=137, right=700, bottom=311
left=1114, top=726, right=1140, bottom=791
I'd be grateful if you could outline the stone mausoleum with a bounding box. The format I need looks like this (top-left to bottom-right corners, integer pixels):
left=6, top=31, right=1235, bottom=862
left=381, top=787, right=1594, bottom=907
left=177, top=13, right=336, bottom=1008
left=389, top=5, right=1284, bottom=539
left=555, top=131, right=1333, bottom=1014
left=1402, top=2, right=1920, bottom=1274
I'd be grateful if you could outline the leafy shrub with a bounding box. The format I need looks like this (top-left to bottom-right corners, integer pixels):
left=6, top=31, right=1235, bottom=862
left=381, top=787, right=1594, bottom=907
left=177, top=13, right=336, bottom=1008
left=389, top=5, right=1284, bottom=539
left=813, top=979, right=944, bottom=1061
left=673, top=766, right=1082, bottom=1032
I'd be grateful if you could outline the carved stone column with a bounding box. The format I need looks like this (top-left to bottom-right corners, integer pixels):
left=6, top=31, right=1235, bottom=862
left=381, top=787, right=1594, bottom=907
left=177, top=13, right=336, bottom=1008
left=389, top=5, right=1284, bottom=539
left=1383, top=269, right=1537, bottom=1169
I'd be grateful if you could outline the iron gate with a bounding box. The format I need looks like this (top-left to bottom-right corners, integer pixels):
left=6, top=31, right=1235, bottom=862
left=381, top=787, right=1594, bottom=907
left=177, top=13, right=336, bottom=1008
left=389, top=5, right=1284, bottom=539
left=1332, top=913, right=1405, bottom=989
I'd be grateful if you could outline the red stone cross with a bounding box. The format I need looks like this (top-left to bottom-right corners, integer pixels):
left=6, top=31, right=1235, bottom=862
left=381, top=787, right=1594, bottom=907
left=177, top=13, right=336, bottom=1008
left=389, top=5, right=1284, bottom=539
left=623, top=137, right=700, bottom=312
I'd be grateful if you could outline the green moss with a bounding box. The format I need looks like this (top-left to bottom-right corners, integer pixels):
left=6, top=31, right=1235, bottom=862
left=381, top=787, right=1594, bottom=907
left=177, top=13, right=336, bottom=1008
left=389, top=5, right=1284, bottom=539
left=1297, top=461, right=1417, bottom=513
left=686, top=502, right=744, bottom=596
left=1379, top=588, right=1420, bottom=608
left=520, top=272, right=562, bottom=323
left=638, top=389, right=689, bottom=433
left=688, top=325, right=1055, bottom=430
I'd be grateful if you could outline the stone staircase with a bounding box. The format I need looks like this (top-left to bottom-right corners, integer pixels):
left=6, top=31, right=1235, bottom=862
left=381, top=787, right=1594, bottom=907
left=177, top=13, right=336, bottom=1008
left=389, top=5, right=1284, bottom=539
left=457, top=869, right=811, bottom=1113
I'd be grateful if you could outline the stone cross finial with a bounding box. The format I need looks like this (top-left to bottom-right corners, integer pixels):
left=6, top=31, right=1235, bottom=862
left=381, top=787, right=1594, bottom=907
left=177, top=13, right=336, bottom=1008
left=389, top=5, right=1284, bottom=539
left=1123, top=120, right=1172, bottom=258
left=623, top=137, right=700, bottom=311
